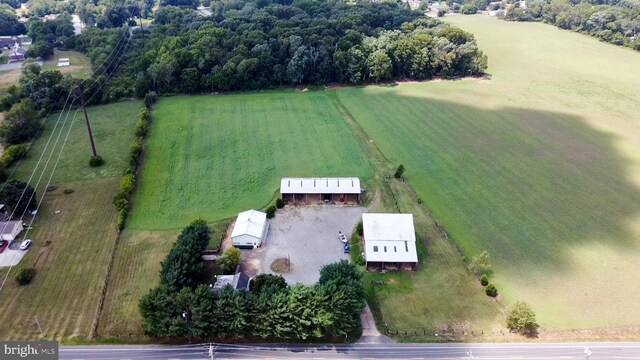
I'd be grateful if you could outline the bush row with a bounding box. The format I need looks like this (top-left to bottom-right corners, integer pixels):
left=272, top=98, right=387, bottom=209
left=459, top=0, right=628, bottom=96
left=112, top=106, right=152, bottom=231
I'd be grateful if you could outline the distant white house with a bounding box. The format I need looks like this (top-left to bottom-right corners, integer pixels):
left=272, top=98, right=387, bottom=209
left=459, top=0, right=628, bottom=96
left=57, top=58, right=70, bottom=67
left=0, top=221, right=24, bottom=241
left=231, top=209, right=268, bottom=248
left=362, top=213, right=418, bottom=270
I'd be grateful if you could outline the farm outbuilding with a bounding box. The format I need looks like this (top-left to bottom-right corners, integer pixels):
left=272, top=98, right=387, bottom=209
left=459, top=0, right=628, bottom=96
left=0, top=220, right=24, bottom=241
left=57, top=58, right=70, bottom=67
left=212, top=272, right=251, bottom=293
left=232, top=209, right=268, bottom=249
left=280, top=177, right=361, bottom=205
left=362, top=213, right=418, bottom=271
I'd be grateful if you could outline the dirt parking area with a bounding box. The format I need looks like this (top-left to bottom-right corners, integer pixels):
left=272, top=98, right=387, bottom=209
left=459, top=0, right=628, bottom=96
left=240, top=206, right=365, bottom=285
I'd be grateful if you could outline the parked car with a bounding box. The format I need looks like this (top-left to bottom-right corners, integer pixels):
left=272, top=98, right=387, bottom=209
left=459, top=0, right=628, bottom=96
left=337, top=231, right=348, bottom=243
left=343, top=243, right=350, bottom=254
left=19, top=239, right=32, bottom=250
left=0, top=240, right=8, bottom=253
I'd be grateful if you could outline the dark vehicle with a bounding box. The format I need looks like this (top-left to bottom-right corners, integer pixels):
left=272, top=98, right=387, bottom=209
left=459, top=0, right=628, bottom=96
left=343, top=243, right=350, bottom=254
left=0, top=240, right=8, bottom=253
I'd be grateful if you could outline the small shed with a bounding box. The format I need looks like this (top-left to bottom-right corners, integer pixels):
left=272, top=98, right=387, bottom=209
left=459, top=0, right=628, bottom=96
left=0, top=220, right=24, bottom=241
left=57, top=58, right=70, bottom=67
left=231, top=209, right=267, bottom=249
left=8, top=45, right=26, bottom=63
left=212, top=272, right=251, bottom=293
left=362, top=213, right=418, bottom=271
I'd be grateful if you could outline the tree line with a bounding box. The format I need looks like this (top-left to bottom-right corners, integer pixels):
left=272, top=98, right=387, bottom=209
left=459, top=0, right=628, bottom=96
left=501, top=0, right=640, bottom=51
left=139, top=220, right=365, bottom=340
left=69, top=0, right=487, bottom=98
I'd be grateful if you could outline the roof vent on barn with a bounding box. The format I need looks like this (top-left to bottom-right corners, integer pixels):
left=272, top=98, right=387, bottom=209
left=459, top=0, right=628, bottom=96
left=326, top=179, right=329, bottom=187
left=337, top=179, right=340, bottom=187
left=314, top=179, right=316, bottom=187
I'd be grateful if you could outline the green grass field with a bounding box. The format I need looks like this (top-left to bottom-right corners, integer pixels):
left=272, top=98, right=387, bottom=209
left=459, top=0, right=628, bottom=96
left=335, top=15, right=640, bottom=329
left=128, top=92, right=374, bottom=230
left=42, top=50, right=92, bottom=78
left=12, top=101, right=143, bottom=185
left=0, top=102, right=140, bottom=341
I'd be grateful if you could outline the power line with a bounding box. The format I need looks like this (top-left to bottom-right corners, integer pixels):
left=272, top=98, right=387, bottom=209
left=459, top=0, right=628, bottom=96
left=0, top=15, right=135, bottom=297
left=0, top=89, right=77, bottom=236
left=0, top=103, right=79, bottom=294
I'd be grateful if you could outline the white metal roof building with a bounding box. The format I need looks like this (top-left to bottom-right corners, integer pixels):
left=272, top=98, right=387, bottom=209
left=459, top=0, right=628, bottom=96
left=280, top=177, right=361, bottom=205
left=57, top=58, right=70, bottom=67
left=0, top=221, right=24, bottom=241
left=362, top=213, right=418, bottom=270
left=231, top=209, right=268, bottom=249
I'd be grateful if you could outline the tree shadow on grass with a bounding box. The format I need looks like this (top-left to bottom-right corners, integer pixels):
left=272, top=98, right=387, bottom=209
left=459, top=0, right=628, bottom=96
left=339, top=90, right=640, bottom=272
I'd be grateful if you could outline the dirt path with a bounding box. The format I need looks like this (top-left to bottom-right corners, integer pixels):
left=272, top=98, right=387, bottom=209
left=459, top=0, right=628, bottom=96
left=358, top=304, right=395, bottom=344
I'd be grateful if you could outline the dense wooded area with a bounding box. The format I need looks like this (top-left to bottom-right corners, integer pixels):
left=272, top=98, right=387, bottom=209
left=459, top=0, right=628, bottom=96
left=139, top=220, right=366, bottom=340
left=70, top=0, right=487, bottom=97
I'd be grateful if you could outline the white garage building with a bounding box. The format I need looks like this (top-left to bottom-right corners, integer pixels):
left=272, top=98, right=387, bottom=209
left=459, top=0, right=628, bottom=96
left=231, top=209, right=268, bottom=249
left=0, top=220, right=24, bottom=241
left=362, top=213, right=418, bottom=270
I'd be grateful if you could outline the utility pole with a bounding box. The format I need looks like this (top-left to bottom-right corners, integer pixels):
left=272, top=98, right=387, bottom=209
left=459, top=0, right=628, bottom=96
left=138, top=14, right=144, bottom=39
left=76, top=82, right=98, bottom=157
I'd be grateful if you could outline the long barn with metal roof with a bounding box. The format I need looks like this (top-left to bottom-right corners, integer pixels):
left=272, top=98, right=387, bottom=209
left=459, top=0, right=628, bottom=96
left=280, top=177, right=361, bottom=205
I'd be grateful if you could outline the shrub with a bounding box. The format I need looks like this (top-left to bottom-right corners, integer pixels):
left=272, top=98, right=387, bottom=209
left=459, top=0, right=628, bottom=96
left=485, top=283, right=498, bottom=297
left=506, top=301, right=538, bottom=335
left=140, top=108, right=151, bottom=122
left=355, top=253, right=365, bottom=266
left=394, top=164, right=405, bottom=178
left=275, top=197, right=284, bottom=209
left=144, top=91, right=158, bottom=109
left=1, top=144, right=28, bottom=166
left=134, top=118, right=149, bottom=137
left=218, top=247, right=241, bottom=274
left=355, top=221, right=363, bottom=236
left=480, top=274, right=489, bottom=286
left=265, top=205, right=276, bottom=218
left=129, top=138, right=144, bottom=167
left=15, top=268, right=36, bottom=285
left=461, top=4, right=478, bottom=14
left=119, top=174, right=136, bottom=197
left=250, top=273, right=287, bottom=293
left=117, top=209, right=127, bottom=230
left=124, top=166, right=136, bottom=175
left=469, top=250, right=491, bottom=276
left=89, top=155, right=104, bottom=167
left=63, top=188, right=74, bottom=194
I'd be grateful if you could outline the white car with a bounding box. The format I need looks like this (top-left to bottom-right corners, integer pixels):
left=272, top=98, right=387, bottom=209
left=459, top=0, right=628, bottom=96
left=19, top=239, right=32, bottom=250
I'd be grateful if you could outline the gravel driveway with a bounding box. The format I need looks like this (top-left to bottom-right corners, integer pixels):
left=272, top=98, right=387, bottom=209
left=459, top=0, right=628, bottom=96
left=240, top=206, right=365, bottom=285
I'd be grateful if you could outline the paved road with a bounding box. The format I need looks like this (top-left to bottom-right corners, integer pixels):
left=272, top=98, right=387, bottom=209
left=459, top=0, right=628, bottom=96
left=59, top=342, right=640, bottom=359
left=0, top=60, right=43, bottom=72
